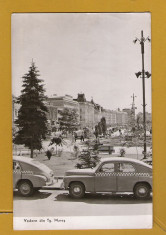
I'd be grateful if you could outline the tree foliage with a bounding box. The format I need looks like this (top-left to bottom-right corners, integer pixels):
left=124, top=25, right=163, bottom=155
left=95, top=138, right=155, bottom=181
left=58, top=108, right=79, bottom=132
left=119, top=148, right=126, bottom=157
left=14, top=62, right=48, bottom=157
left=98, top=122, right=102, bottom=135
left=94, top=125, right=99, bottom=138
left=101, top=117, right=107, bottom=135
left=75, top=150, right=100, bottom=169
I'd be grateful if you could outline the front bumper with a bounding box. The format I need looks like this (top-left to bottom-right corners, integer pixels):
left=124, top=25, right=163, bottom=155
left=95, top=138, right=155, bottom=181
left=42, top=178, right=64, bottom=190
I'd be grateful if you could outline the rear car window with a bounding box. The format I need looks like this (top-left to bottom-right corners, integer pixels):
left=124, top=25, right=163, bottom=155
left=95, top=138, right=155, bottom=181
left=13, top=161, right=21, bottom=171
left=118, top=163, right=136, bottom=173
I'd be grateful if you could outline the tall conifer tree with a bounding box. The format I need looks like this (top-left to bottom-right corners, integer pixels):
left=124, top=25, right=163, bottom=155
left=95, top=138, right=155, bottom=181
left=14, top=62, right=48, bottom=158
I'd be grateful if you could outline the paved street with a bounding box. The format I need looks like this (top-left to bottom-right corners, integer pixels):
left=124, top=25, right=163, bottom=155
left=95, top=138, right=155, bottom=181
left=14, top=189, right=152, bottom=217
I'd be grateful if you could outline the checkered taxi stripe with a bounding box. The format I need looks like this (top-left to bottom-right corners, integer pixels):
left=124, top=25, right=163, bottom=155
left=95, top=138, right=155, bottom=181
left=13, top=170, right=33, bottom=174
left=95, top=172, right=150, bottom=177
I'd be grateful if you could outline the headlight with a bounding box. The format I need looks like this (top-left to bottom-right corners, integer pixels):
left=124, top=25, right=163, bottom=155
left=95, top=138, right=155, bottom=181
left=39, top=175, right=48, bottom=182
left=49, top=171, right=54, bottom=177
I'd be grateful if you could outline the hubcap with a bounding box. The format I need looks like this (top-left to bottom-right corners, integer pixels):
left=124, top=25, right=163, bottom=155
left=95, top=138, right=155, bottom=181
left=20, top=183, right=30, bottom=194
left=73, top=186, right=81, bottom=194
left=138, top=187, right=146, bottom=195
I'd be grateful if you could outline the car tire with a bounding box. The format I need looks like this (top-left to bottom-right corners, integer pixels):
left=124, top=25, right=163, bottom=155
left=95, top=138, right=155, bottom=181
left=134, top=183, right=151, bottom=199
left=18, top=180, right=34, bottom=197
left=69, top=182, right=85, bottom=199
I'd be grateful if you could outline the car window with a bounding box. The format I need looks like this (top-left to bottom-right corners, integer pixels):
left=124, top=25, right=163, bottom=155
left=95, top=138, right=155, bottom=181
left=13, top=161, right=21, bottom=171
left=99, top=162, right=115, bottom=173
left=118, top=163, right=136, bottom=173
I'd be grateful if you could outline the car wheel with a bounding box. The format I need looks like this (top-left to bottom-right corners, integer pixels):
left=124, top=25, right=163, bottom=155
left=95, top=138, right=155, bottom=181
left=69, top=182, right=85, bottom=199
left=18, top=181, right=34, bottom=197
left=134, top=183, right=151, bottom=199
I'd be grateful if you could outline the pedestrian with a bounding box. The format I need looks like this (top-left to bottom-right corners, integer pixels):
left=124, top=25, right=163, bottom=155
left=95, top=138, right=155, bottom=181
left=74, top=132, right=77, bottom=142
left=46, top=147, right=54, bottom=160
left=73, top=144, right=79, bottom=159
left=80, top=134, right=84, bottom=142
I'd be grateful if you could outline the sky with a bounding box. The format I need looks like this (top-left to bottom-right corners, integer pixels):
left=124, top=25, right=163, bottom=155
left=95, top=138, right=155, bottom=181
left=12, top=13, right=151, bottom=113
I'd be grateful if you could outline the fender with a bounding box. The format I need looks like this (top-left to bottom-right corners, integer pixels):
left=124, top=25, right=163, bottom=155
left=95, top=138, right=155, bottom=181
left=21, top=174, right=47, bottom=188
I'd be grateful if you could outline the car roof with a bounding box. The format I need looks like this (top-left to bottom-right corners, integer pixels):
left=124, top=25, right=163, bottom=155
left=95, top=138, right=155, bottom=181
left=100, top=157, right=152, bottom=169
left=13, top=155, right=52, bottom=173
left=13, top=155, right=35, bottom=163
left=13, top=156, right=43, bottom=168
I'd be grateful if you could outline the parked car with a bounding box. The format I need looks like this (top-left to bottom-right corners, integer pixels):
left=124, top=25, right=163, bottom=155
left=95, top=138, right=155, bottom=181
left=63, top=157, right=152, bottom=199
left=97, top=145, right=115, bottom=154
left=142, top=156, right=152, bottom=166
left=13, top=156, right=54, bottom=196
left=74, top=130, right=85, bottom=140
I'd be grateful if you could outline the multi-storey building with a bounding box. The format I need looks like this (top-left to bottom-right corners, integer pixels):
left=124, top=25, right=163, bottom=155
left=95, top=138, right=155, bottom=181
left=47, top=95, right=80, bottom=127
left=12, top=92, right=140, bottom=133
left=101, top=109, right=110, bottom=126
left=47, top=95, right=80, bottom=111
left=102, top=109, right=117, bottom=127
left=122, top=108, right=132, bottom=125
left=79, top=102, right=95, bottom=129
left=110, top=111, right=117, bottom=126
left=45, top=101, right=58, bottom=126
left=94, top=104, right=102, bottom=126
left=115, top=110, right=128, bottom=126
left=75, top=94, right=95, bottom=129
left=12, top=95, right=20, bottom=131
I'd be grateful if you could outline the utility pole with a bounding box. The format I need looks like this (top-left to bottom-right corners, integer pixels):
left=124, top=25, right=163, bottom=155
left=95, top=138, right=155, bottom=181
left=141, top=31, right=147, bottom=159
left=134, top=30, right=151, bottom=159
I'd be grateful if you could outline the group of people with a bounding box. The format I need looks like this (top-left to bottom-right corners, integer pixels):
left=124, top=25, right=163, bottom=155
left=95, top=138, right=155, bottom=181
left=45, top=130, right=86, bottom=160
left=46, top=134, right=64, bottom=160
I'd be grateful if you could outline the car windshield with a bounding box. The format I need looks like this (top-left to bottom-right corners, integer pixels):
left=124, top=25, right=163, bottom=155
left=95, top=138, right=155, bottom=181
left=93, top=161, right=101, bottom=171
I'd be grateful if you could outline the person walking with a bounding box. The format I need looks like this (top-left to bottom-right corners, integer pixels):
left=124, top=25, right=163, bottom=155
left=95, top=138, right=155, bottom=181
left=74, top=132, right=77, bottom=142
left=80, top=133, right=84, bottom=142
left=73, top=144, right=79, bottom=159
left=46, top=146, right=54, bottom=160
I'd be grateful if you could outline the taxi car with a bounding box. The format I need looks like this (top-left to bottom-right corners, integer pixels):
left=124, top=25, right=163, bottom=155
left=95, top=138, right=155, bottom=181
left=13, top=156, right=54, bottom=196
left=63, top=157, right=152, bottom=199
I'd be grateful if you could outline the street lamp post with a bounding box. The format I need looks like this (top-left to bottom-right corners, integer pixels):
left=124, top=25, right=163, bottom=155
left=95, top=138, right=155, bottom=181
left=134, top=30, right=151, bottom=159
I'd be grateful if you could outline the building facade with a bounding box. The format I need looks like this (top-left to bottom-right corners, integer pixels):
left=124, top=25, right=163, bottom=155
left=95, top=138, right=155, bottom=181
left=75, top=94, right=95, bottom=129
left=94, top=104, right=102, bottom=126
left=12, top=96, right=20, bottom=132
left=115, top=111, right=128, bottom=126
left=47, top=95, right=80, bottom=128
left=45, top=102, right=58, bottom=127
left=12, top=93, right=142, bottom=133
left=101, top=109, right=117, bottom=127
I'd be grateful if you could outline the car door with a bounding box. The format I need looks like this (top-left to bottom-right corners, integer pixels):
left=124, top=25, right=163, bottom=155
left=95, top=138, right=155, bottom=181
left=13, top=161, right=22, bottom=189
left=116, top=162, right=138, bottom=192
left=95, top=162, right=116, bottom=192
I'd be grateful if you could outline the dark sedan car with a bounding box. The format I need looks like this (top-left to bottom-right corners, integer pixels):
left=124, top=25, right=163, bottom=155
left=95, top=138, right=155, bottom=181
left=64, top=157, right=152, bottom=199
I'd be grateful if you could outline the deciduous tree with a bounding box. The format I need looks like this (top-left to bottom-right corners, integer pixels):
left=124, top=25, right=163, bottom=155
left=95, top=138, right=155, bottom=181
left=58, top=108, right=79, bottom=132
